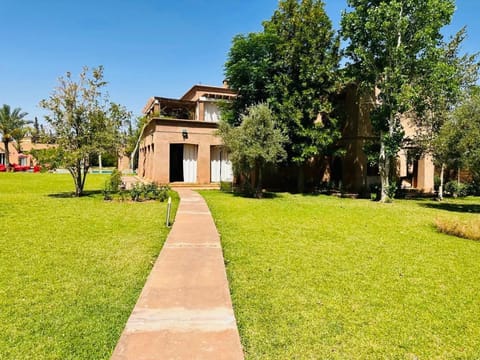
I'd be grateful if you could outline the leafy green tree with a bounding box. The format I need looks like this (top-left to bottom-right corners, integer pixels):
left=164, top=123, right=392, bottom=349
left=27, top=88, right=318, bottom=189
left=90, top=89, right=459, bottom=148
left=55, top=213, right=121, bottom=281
left=264, top=0, right=341, bottom=192
left=40, top=66, right=130, bottom=196
left=224, top=0, right=341, bottom=192
left=0, top=104, right=29, bottom=167
left=437, top=88, right=480, bottom=183
left=224, top=32, right=278, bottom=125
left=341, top=0, right=456, bottom=202
left=413, top=29, right=479, bottom=199
left=218, top=103, right=287, bottom=198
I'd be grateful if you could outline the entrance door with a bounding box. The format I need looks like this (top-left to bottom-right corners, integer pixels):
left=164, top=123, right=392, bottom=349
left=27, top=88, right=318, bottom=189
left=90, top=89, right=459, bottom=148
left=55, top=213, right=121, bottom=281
left=169, top=144, right=184, bottom=182
left=170, top=144, right=198, bottom=183
left=211, top=146, right=233, bottom=182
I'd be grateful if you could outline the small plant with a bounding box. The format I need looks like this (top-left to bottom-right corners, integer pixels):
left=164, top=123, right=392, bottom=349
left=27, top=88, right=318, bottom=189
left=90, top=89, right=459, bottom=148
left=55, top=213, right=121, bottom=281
left=386, top=183, right=398, bottom=200
left=128, top=183, right=170, bottom=202
left=157, top=185, right=170, bottom=202
left=119, top=190, right=128, bottom=202
left=102, top=181, right=113, bottom=200
left=108, top=169, right=123, bottom=193
left=220, top=181, right=233, bottom=192
left=130, top=183, right=143, bottom=201
left=445, top=181, right=468, bottom=198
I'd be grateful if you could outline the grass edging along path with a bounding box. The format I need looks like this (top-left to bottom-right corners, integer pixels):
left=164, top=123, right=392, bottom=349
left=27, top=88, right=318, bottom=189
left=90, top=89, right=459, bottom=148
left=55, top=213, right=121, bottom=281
left=0, top=173, right=178, bottom=359
left=200, top=191, right=480, bottom=359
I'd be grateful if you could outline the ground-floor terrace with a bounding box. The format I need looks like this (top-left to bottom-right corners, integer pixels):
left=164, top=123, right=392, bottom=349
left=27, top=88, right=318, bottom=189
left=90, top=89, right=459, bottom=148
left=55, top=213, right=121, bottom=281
left=137, top=118, right=233, bottom=185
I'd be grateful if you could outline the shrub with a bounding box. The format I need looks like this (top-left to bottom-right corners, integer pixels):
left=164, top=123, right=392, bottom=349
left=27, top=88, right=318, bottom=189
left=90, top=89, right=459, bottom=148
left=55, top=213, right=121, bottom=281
left=102, top=181, right=113, bottom=201
left=435, top=218, right=480, bottom=241
left=130, top=183, right=143, bottom=202
left=466, top=181, right=480, bottom=196
left=129, top=183, right=170, bottom=202
left=108, top=169, right=123, bottom=193
left=220, top=181, right=233, bottom=192
left=445, top=181, right=468, bottom=197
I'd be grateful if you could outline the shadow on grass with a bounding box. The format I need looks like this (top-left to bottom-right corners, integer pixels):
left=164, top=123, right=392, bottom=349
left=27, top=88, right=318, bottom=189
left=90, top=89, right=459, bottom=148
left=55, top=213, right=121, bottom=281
left=419, top=202, right=480, bottom=214
left=210, top=190, right=283, bottom=199
left=47, top=190, right=103, bottom=198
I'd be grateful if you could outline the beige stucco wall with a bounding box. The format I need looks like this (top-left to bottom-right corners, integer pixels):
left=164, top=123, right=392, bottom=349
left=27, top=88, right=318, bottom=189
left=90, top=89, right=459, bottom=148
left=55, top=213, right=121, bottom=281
left=340, top=85, right=435, bottom=193
left=138, top=119, right=222, bottom=184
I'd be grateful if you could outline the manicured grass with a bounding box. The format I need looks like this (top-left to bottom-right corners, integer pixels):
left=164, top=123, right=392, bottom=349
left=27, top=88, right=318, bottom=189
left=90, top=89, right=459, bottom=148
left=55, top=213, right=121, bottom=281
left=0, top=173, right=178, bottom=359
left=201, top=191, right=480, bottom=359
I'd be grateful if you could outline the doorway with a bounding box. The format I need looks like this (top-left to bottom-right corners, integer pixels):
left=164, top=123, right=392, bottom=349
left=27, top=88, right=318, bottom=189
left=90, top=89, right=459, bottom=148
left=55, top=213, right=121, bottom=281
left=169, top=144, right=198, bottom=183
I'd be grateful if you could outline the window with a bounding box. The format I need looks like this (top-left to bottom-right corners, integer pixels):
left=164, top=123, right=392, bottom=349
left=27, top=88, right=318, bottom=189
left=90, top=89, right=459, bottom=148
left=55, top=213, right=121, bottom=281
left=19, top=156, right=28, bottom=166
left=204, top=102, right=220, bottom=122
left=0, top=153, right=5, bottom=165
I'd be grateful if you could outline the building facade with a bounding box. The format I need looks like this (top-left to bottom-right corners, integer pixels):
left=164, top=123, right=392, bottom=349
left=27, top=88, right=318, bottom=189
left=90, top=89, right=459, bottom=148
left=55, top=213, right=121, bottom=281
left=137, top=84, right=235, bottom=184
left=0, top=137, right=51, bottom=168
left=136, top=83, right=434, bottom=193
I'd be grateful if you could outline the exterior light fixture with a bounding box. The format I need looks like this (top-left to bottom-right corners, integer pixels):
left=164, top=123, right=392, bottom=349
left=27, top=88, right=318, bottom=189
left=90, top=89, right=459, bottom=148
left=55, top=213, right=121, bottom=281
left=182, top=129, right=188, bottom=140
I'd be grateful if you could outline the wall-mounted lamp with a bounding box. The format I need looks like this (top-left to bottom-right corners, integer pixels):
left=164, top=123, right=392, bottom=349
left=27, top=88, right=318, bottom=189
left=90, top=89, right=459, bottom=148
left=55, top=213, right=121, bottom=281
left=182, top=129, right=188, bottom=140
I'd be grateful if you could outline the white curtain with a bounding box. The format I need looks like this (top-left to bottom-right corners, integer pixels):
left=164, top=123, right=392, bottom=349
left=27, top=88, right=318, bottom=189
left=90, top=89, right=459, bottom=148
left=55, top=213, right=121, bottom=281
left=211, top=146, right=233, bottom=182
left=183, top=144, right=198, bottom=183
left=204, top=102, right=220, bottom=122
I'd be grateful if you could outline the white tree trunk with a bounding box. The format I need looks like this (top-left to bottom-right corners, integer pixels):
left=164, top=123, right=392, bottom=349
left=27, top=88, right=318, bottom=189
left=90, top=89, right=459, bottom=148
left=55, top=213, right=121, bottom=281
left=438, top=163, right=445, bottom=200
left=379, top=131, right=390, bottom=202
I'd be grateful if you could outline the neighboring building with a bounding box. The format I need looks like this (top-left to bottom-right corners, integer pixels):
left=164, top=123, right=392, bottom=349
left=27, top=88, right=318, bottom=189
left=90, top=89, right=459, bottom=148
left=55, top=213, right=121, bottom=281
left=0, top=136, right=51, bottom=167
left=137, top=84, right=235, bottom=184
left=136, top=83, right=434, bottom=193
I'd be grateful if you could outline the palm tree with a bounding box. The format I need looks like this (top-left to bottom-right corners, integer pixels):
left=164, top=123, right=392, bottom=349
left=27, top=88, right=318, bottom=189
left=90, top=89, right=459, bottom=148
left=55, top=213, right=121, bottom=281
left=0, top=104, right=29, bottom=168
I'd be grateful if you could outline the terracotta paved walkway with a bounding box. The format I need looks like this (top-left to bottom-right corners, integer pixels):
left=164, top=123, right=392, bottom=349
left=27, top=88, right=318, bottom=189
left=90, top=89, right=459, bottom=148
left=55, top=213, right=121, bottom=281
left=111, top=189, right=244, bottom=360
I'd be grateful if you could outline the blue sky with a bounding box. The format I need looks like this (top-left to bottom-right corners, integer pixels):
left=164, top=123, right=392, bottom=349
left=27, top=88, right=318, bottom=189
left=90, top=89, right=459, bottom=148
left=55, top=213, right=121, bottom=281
left=0, top=0, right=479, bottom=120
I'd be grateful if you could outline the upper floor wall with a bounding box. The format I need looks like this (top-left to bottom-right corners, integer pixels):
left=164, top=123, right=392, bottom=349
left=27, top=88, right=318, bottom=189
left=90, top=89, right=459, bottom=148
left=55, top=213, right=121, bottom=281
left=142, top=84, right=236, bottom=123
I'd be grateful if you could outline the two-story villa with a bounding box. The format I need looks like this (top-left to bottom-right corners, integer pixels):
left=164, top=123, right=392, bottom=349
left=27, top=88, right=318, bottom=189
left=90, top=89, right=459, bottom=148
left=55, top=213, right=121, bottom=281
left=137, top=83, right=235, bottom=184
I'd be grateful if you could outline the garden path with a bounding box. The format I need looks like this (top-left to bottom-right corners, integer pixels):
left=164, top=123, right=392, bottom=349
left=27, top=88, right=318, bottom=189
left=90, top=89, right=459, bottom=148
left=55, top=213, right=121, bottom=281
left=111, top=188, right=244, bottom=359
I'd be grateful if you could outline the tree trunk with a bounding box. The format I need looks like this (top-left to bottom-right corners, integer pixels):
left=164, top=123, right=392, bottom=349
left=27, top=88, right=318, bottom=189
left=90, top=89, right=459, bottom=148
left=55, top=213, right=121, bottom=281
left=70, top=159, right=84, bottom=197
left=438, top=163, right=445, bottom=200
left=75, top=168, right=83, bottom=197
left=379, top=133, right=390, bottom=202
left=3, top=140, right=10, bottom=168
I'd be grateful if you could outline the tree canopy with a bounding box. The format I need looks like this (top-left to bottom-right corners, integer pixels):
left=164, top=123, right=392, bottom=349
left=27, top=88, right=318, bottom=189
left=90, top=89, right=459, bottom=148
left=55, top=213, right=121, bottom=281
left=40, top=66, right=131, bottom=196
left=341, top=0, right=457, bottom=201
left=218, top=103, right=286, bottom=198
left=224, top=0, right=341, bottom=192
left=436, top=87, right=480, bottom=182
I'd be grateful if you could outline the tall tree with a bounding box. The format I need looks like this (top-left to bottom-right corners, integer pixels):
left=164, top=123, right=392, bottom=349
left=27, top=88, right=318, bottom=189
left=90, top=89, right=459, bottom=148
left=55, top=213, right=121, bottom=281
left=218, top=103, right=287, bottom=198
left=413, top=29, right=479, bottom=199
left=32, top=117, right=40, bottom=143
left=224, top=0, right=341, bottom=192
left=265, top=0, right=341, bottom=192
left=0, top=105, right=29, bottom=168
left=40, top=66, right=130, bottom=196
left=341, top=0, right=456, bottom=202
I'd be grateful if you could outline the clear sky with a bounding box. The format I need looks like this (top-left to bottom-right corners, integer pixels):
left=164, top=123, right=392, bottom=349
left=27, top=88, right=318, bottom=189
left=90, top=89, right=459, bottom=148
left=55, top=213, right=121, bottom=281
left=1, top=0, right=479, bottom=120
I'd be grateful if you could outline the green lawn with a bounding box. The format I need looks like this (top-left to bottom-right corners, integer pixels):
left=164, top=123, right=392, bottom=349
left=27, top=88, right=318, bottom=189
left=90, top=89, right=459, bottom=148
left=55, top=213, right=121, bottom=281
left=0, top=173, right=177, bottom=359
left=201, top=191, right=480, bottom=359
